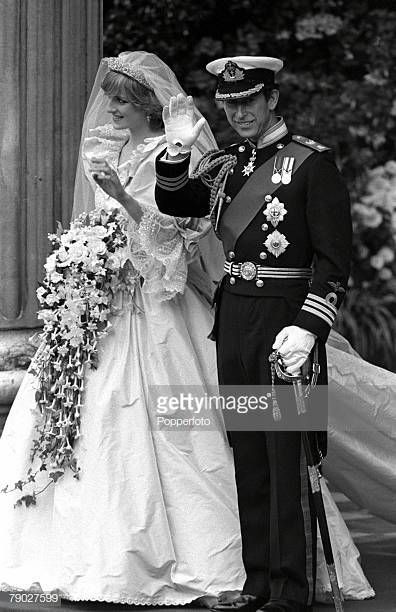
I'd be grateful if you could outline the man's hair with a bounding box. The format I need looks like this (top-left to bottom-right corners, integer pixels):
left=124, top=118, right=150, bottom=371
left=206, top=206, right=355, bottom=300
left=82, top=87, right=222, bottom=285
left=101, top=70, right=163, bottom=131
left=263, top=85, right=279, bottom=102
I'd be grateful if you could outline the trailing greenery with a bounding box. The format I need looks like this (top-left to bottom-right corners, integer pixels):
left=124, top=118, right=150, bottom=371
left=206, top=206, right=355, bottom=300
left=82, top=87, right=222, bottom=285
left=104, top=0, right=396, bottom=369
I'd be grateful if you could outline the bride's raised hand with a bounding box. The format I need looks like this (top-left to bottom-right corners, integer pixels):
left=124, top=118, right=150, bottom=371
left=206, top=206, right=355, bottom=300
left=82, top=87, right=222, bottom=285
left=163, top=93, right=207, bottom=157
left=89, top=158, right=125, bottom=202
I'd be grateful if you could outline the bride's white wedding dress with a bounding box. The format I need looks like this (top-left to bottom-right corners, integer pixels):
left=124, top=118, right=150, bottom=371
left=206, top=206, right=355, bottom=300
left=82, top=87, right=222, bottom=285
left=325, top=331, right=396, bottom=527
left=0, top=128, right=374, bottom=604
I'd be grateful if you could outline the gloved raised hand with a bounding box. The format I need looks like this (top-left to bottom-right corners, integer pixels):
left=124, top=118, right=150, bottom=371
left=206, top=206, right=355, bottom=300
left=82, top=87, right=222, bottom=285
left=272, top=325, right=317, bottom=375
left=163, top=93, right=207, bottom=156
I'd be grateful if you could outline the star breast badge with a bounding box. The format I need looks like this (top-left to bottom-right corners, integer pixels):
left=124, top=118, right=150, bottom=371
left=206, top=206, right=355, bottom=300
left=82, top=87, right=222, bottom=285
left=263, top=197, right=287, bottom=227
left=242, top=161, right=255, bottom=176
left=264, top=230, right=289, bottom=257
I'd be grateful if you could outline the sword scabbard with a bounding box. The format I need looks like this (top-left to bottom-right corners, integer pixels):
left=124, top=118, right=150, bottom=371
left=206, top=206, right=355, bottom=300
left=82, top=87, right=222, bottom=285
left=293, top=379, right=307, bottom=415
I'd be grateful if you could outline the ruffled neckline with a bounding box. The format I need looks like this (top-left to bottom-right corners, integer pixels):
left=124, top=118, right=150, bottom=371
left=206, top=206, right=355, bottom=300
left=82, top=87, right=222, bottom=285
left=85, top=124, right=164, bottom=164
left=82, top=124, right=166, bottom=181
left=119, top=134, right=166, bottom=170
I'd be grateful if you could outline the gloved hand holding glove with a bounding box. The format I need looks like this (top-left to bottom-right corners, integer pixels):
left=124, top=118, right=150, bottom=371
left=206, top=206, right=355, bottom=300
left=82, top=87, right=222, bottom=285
left=163, top=93, right=207, bottom=156
left=272, top=325, right=317, bottom=375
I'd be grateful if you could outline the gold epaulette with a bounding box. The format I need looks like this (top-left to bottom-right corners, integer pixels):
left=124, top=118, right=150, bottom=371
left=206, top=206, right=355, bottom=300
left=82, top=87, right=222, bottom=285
left=292, top=135, right=331, bottom=152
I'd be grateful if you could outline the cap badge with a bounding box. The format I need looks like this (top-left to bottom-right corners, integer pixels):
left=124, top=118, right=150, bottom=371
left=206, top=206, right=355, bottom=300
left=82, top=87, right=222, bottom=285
left=222, top=61, right=245, bottom=82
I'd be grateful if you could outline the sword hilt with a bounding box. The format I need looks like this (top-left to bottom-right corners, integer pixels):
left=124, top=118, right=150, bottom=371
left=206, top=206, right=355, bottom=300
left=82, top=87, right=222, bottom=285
left=269, top=341, right=320, bottom=399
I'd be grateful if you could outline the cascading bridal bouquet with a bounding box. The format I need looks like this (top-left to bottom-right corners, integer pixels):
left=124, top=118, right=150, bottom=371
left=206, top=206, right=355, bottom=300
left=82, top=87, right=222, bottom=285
left=2, top=208, right=137, bottom=507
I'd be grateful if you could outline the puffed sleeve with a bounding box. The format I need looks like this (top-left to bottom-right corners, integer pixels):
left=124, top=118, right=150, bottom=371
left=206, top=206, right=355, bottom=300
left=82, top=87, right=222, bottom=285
left=293, top=153, right=352, bottom=341
left=127, top=150, right=212, bottom=301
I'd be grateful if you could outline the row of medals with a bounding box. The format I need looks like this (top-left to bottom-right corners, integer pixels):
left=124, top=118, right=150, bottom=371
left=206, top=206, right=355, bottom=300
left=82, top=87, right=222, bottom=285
left=242, top=144, right=295, bottom=184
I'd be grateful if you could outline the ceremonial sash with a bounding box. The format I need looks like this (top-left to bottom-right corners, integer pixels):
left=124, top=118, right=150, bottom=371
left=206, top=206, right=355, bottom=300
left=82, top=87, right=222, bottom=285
left=219, top=141, right=314, bottom=253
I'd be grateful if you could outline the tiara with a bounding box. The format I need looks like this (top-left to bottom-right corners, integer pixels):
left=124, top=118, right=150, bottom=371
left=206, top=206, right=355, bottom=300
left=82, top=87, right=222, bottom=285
left=104, top=57, right=153, bottom=91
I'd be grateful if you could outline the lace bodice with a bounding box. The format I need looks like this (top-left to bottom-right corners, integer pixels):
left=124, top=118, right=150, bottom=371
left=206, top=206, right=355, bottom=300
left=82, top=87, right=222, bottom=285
left=82, top=125, right=212, bottom=302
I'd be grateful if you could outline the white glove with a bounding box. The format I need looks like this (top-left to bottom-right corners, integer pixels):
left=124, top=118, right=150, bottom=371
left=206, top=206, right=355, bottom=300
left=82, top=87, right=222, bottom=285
left=272, top=325, right=317, bottom=375
left=163, top=93, right=207, bottom=156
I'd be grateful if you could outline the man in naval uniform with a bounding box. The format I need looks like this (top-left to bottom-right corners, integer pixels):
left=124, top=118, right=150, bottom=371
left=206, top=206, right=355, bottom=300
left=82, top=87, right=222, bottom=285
left=154, top=57, right=351, bottom=612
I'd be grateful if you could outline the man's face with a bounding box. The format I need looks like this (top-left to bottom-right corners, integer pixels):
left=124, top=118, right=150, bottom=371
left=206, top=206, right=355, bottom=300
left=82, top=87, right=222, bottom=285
left=223, top=90, right=278, bottom=142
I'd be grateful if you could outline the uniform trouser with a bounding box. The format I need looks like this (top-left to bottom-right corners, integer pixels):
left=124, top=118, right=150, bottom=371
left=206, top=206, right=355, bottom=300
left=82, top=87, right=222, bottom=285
left=216, top=290, right=326, bottom=606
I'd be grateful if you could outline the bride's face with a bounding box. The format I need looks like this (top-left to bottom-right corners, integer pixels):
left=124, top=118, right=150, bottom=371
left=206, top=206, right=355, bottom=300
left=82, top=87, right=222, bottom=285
left=107, top=95, right=146, bottom=132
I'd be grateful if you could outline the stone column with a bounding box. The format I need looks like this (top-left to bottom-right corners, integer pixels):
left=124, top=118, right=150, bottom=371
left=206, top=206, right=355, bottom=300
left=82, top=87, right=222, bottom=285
left=0, top=0, right=102, bottom=431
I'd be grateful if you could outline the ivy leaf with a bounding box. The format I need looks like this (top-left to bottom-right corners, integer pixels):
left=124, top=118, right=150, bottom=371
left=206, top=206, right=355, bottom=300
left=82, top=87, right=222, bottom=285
left=14, top=480, right=24, bottom=491
left=49, top=470, right=64, bottom=483
left=22, top=494, right=37, bottom=508
left=40, top=463, right=47, bottom=471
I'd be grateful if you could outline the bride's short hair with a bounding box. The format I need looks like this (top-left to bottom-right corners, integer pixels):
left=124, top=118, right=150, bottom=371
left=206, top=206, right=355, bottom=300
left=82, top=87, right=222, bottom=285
left=101, top=70, right=164, bottom=130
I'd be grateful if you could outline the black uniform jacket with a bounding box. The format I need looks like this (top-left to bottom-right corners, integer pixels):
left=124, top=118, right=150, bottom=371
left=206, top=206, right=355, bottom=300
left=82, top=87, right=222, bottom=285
left=155, top=131, right=352, bottom=343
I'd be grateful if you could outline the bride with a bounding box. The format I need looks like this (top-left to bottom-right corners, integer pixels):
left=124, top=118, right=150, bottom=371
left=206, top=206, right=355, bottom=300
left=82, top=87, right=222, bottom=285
left=0, top=51, right=375, bottom=605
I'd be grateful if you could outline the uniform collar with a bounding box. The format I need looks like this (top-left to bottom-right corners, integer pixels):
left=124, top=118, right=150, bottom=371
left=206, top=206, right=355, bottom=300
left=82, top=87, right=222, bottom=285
left=248, top=116, right=288, bottom=149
